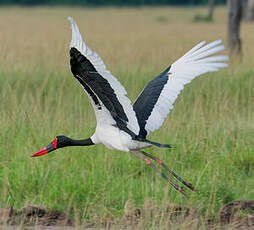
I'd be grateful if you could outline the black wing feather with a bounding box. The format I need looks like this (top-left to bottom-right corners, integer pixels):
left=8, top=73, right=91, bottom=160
left=70, top=47, right=137, bottom=139
left=133, top=66, right=170, bottom=138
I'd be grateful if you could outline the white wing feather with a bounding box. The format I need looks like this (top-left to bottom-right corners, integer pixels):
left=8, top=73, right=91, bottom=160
left=68, top=17, right=140, bottom=135
left=145, top=40, right=228, bottom=134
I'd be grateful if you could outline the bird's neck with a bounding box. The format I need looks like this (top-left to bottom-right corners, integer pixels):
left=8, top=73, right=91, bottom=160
left=69, top=138, right=94, bottom=146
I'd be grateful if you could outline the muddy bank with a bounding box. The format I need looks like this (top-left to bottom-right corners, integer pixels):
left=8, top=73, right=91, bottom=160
left=0, top=206, right=73, bottom=227
left=0, top=200, right=254, bottom=229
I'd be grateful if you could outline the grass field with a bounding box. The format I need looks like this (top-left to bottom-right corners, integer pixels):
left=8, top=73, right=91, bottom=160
left=0, top=6, right=253, bottom=228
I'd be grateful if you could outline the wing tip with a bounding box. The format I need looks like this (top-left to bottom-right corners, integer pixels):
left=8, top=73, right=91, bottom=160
left=213, top=39, right=222, bottom=44
left=68, top=16, right=74, bottom=23
left=200, top=39, right=222, bottom=47
left=201, top=40, right=206, bottom=45
left=224, top=55, right=229, bottom=61
left=68, top=16, right=84, bottom=50
left=219, top=44, right=225, bottom=50
left=68, top=16, right=76, bottom=31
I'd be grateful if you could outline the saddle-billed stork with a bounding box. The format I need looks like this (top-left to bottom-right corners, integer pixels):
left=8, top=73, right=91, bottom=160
left=32, top=17, right=228, bottom=196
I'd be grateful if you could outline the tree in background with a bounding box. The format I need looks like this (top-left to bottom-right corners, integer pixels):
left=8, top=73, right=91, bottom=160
left=247, top=0, right=254, bottom=21
left=228, top=0, right=243, bottom=58
left=208, top=0, right=215, bottom=20
left=194, top=0, right=216, bottom=22
left=0, top=0, right=227, bottom=6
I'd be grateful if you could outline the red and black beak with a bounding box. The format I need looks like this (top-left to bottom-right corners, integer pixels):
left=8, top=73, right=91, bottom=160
left=31, top=138, right=58, bottom=158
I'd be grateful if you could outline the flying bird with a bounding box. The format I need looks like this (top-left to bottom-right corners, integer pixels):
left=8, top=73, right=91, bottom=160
left=32, top=17, right=228, bottom=196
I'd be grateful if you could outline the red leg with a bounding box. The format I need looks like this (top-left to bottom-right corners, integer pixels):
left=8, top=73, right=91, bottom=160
left=130, top=151, right=187, bottom=197
left=139, top=150, right=197, bottom=192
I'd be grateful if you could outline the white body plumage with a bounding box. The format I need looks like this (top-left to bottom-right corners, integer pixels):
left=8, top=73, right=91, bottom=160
left=91, top=125, right=150, bottom=152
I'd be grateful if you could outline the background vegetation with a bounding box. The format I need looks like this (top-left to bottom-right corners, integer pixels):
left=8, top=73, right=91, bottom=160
left=0, top=6, right=253, bottom=228
left=0, top=0, right=227, bottom=6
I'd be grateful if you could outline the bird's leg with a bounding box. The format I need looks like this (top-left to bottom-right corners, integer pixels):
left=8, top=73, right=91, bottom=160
left=139, top=150, right=197, bottom=192
left=130, top=151, right=187, bottom=197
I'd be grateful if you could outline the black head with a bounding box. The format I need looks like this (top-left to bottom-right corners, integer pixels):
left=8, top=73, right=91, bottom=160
left=31, top=135, right=94, bottom=158
left=55, top=135, right=73, bottom=148
left=31, top=135, right=72, bottom=157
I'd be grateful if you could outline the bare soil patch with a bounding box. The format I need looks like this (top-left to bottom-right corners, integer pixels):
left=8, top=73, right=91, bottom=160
left=0, top=200, right=254, bottom=229
left=0, top=206, right=73, bottom=227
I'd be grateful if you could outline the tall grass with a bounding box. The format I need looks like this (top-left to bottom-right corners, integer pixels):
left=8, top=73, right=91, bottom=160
left=0, top=6, right=253, bottom=225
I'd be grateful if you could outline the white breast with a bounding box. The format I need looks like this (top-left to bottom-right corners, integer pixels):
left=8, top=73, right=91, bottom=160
left=91, top=124, right=150, bottom=152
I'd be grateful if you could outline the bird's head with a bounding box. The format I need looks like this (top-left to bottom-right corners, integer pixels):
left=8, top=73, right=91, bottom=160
left=31, top=136, right=72, bottom=157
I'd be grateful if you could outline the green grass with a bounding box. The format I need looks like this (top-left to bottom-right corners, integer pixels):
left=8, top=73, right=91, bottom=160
left=0, top=6, right=253, bottom=228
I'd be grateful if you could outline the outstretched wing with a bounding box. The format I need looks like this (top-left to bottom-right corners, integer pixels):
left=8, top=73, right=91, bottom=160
left=133, top=40, right=228, bottom=138
left=68, top=17, right=139, bottom=136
